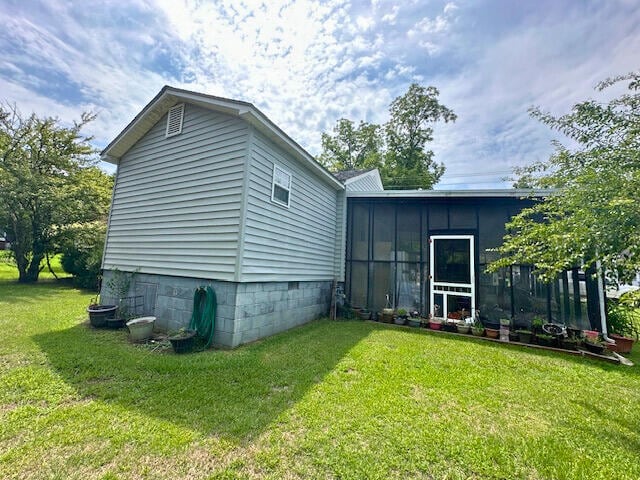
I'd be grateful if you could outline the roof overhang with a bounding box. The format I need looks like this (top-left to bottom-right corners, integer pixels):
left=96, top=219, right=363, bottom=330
left=101, top=86, right=344, bottom=190
left=346, top=188, right=553, bottom=198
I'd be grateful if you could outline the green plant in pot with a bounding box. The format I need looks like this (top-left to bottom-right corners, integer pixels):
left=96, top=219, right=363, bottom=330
left=531, top=316, right=544, bottom=334
left=606, top=296, right=638, bottom=354
left=471, top=316, right=484, bottom=337
left=406, top=312, right=421, bottom=328
left=515, top=329, right=533, bottom=343
left=395, top=308, right=407, bottom=325
left=536, top=333, right=555, bottom=347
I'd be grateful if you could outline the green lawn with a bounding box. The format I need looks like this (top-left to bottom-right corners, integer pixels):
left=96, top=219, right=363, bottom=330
left=1, top=262, right=639, bottom=479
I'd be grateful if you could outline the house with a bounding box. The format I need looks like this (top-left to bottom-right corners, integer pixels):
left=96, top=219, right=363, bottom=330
left=100, top=86, right=383, bottom=347
left=100, top=86, right=602, bottom=347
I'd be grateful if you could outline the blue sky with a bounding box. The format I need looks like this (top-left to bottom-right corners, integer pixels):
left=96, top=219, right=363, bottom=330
left=1, top=0, right=637, bottom=188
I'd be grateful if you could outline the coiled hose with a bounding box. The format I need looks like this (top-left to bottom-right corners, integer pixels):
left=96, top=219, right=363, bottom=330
left=189, top=286, right=217, bottom=348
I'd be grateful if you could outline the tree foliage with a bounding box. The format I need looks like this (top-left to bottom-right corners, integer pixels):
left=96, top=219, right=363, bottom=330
left=0, top=104, right=113, bottom=283
left=317, top=119, right=383, bottom=171
left=318, top=83, right=456, bottom=189
left=489, top=72, right=640, bottom=284
left=59, top=221, right=107, bottom=289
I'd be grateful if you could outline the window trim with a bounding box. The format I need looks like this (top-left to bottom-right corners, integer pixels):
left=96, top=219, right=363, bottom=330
left=271, top=164, right=292, bottom=208
left=165, top=103, right=185, bottom=138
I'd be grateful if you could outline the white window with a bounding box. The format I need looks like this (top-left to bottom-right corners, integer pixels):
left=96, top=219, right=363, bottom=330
left=271, top=164, right=292, bottom=207
left=165, top=103, right=184, bottom=138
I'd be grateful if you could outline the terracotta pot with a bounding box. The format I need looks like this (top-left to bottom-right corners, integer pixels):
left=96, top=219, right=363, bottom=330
left=485, top=328, right=500, bottom=339
left=608, top=334, right=635, bottom=354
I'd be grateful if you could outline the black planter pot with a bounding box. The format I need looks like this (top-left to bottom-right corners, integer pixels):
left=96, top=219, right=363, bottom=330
left=87, top=305, right=117, bottom=328
left=169, top=330, right=197, bottom=354
left=442, top=323, right=457, bottom=333
left=516, top=331, right=532, bottom=344
left=584, top=341, right=606, bottom=355
left=106, top=317, right=126, bottom=329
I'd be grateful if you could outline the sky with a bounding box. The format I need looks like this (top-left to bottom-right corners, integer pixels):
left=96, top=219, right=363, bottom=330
left=0, top=0, right=638, bottom=189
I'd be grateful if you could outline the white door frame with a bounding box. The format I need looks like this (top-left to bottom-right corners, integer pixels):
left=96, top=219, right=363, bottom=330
left=429, top=235, right=475, bottom=320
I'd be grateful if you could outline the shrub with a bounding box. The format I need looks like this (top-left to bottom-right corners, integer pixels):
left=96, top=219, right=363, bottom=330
left=59, top=222, right=106, bottom=289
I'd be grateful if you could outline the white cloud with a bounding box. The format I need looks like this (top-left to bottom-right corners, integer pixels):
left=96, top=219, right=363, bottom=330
left=0, top=0, right=637, bottom=188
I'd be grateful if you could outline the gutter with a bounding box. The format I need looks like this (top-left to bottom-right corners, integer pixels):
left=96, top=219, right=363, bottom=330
left=596, top=259, right=615, bottom=345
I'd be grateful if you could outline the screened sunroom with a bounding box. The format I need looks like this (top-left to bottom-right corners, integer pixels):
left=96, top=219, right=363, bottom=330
left=344, top=191, right=602, bottom=330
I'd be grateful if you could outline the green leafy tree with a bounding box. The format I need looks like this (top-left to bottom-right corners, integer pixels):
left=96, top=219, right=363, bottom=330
left=318, top=84, right=456, bottom=189
left=0, top=104, right=112, bottom=283
left=489, top=72, right=640, bottom=284
left=318, top=118, right=383, bottom=171
left=383, top=84, right=456, bottom=189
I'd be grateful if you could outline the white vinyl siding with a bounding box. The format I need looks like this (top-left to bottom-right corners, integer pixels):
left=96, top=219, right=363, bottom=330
left=346, top=171, right=384, bottom=191
left=103, top=104, right=247, bottom=280
left=240, top=128, right=339, bottom=282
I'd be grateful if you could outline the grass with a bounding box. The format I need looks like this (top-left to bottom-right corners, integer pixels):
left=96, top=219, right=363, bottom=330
left=1, top=261, right=640, bottom=479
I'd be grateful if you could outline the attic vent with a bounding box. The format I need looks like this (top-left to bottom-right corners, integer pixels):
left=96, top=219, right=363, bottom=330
left=165, top=103, right=184, bottom=138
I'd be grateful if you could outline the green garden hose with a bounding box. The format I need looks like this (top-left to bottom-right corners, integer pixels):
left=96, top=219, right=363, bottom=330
left=189, top=286, right=217, bottom=348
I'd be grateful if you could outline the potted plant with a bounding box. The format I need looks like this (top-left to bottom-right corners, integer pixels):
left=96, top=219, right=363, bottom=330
left=429, top=317, right=443, bottom=330
left=457, top=322, right=471, bottom=334
left=168, top=328, right=198, bottom=354
left=584, top=336, right=607, bottom=355
left=515, top=329, right=533, bottom=343
left=442, top=318, right=458, bottom=332
left=560, top=337, right=578, bottom=350
left=406, top=312, right=421, bottom=328
left=87, top=296, right=117, bottom=328
left=471, top=318, right=484, bottom=337
left=485, top=327, right=500, bottom=339
left=357, top=308, right=372, bottom=320
left=531, top=316, right=544, bottom=335
left=606, top=299, right=638, bottom=354
left=395, top=309, right=408, bottom=325
left=536, top=333, right=555, bottom=347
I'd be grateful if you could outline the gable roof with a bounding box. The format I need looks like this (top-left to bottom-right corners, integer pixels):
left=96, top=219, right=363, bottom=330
left=332, top=169, right=374, bottom=183
left=101, top=86, right=343, bottom=190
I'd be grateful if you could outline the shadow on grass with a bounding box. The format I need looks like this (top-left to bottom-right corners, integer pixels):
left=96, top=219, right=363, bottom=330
left=33, top=319, right=370, bottom=441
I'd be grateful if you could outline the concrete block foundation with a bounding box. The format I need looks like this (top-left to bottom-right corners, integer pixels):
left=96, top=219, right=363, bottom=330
left=101, top=271, right=332, bottom=348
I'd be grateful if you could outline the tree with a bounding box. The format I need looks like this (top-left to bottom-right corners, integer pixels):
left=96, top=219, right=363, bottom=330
left=383, top=84, right=456, bottom=189
left=317, top=118, right=383, bottom=171
left=318, top=83, right=456, bottom=189
left=488, top=72, right=640, bottom=284
left=0, top=104, right=112, bottom=283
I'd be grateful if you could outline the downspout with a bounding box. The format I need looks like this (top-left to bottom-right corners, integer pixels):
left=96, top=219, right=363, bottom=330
left=596, top=259, right=615, bottom=345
